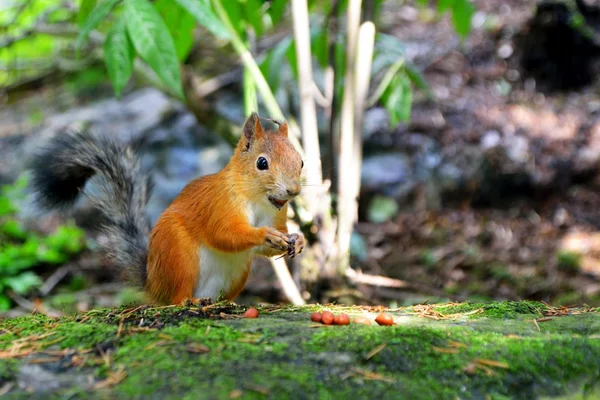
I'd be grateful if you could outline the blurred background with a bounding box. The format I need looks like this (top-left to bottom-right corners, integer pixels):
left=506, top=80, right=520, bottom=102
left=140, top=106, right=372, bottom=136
left=2, top=0, right=600, bottom=317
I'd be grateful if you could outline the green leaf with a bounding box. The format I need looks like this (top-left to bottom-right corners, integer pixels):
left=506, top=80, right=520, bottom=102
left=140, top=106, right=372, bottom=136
left=398, top=75, right=412, bottom=122
left=156, top=0, right=196, bottom=60
left=367, top=195, right=399, bottom=223
left=260, top=36, right=292, bottom=92
left=1, top=220, right=27, bottom=240
left=451, top=0, right=474, bottom=39
left=383, top=74, right=412, bottom=126
left=221, top=0, right=245, bottom=37
left=104, top=17, right=134, bottom=98
left=78, top=0, right=98, bottom=27
left=76, top=0, right=121, bottom=49
left=4, top=272, right=42, bottom=295
left=375, top=33, right=405, bottom=58
left=245, top=0, right=264, bottom=36
left=0, top=197, right=15, bottom=216
left=267, top=0, right=287, bottom=26
left=124, top=0, right=184, bottom=99
left=313, top=29, right=329, bottom=68
left=0, top=295, right=10, bottom=311
left=286, top=40, right=298, bottom=81
left=437, top=0, right=454, bottom=13
left=405, top=63, right=434, bottom=99
left=174, top=0, right=230, bottom=39
left=37, top=247, right=66, bottom=264
left=333, top=37, right=346, bottom=106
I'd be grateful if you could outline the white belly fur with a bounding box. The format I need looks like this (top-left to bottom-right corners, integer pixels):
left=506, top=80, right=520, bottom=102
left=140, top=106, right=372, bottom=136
left=194, top=246, right=250, bottom=299
left=194, top=199, right=277, bottom=300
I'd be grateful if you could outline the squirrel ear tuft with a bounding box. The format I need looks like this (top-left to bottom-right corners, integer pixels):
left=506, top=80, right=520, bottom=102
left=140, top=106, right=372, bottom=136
left=278, top=121, right=288, bottom=137
left=243, top=112, right=264, bottom=142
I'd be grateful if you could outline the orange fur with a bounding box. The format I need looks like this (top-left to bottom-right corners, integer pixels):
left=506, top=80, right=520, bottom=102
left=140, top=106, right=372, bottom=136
left=146, top=213, right=199, bottom=304
left=145, top=114, right=304, bottom=305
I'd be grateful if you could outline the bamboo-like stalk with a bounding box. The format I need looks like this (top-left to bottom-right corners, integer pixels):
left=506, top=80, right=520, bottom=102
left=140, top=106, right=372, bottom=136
left=291, top=0, right=339, bottom=291
left=291, top=0, right=323, bottom=202
left=351, top=21, right=375, bottom=227
left=336, top=0, right=362, bottom=272
left=271, top=257, right=305, bottom=305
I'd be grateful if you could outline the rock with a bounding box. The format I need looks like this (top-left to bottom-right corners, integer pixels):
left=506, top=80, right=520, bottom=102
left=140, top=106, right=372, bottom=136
left=401, top=133, right=438, bottom=155
left=362, top=107, right=390, bottom=140
left=40, top=88, right=180, bottom=143
left=7, top=88, right=233, bottom=226
left=504, top=135, right=530, bottom=165
left=436, top=163, right=463, bottom=192
left=214, top=92, right=246, bottom=125
left=361, top=153, right=412, bottom=192
left=574, top=147, right=600, bottom=173
left=481, top=130, right=501, bottom=150
left=18, top=363, right=94, bottom=393
left=413, top=151, right=442, bottom=180
left=409, top=107, right=446, bottom=132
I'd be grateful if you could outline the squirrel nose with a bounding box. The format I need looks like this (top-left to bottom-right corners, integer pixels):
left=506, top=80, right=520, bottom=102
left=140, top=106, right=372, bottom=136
left=286, top=184, right=300, bottom=197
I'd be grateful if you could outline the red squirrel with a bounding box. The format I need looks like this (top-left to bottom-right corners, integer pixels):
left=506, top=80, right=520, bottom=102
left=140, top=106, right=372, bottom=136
left=30, top=113, right=305, bottom=305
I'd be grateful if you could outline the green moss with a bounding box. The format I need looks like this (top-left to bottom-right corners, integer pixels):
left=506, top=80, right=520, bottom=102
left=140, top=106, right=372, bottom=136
left=0, top=302, right=599, bottom=399
left=0, top=359, right=18, bottom=382
left=0, top=314, right=56, bottom=347
left=429, top=300, right=547, bottom=319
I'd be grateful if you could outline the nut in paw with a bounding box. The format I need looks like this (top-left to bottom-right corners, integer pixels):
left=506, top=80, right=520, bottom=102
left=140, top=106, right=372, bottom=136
left=286, top=232, right=305, bottom=258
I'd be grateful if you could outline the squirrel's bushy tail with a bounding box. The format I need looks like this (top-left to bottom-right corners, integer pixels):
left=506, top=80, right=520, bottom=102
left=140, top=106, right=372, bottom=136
left=30, top=130, right=152, bottom=287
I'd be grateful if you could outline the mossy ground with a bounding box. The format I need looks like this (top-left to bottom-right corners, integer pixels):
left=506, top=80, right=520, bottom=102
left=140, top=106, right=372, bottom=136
left=0, top=301, right=599, bottom=400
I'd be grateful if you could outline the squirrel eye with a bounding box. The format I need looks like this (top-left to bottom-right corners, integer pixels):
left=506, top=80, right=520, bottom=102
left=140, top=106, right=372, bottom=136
left=257, top=156, right=269, bottom=170
left=301, top=160, right=304, bottom=169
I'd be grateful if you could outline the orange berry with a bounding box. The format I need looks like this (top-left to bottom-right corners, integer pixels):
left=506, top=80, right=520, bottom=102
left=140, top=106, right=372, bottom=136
left=321, top=311, right=334, bottom=325
left=244, top=308, right=259, bottom=318
left=311, top=312, right=323, bottom=323
left=334, top=313, right=350, bottom=325
left=375, top=313, right=394, bottom=326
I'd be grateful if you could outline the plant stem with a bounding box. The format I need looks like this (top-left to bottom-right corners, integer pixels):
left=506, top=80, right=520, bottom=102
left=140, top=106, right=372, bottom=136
left=336, top=0, right=362, bottom=272
left=243, top=32, right=258, bottom=115
left=367, top=56, right=404, bottom=107
left=352, top=20, right=375, bottom=232
left=291, top=0, right=322, bottom=209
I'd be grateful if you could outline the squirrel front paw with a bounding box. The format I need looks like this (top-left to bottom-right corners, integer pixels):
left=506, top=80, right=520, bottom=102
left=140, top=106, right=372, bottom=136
left=286, top=233, right=305, bottom=258
left=264, top=227, right=290, bottom=251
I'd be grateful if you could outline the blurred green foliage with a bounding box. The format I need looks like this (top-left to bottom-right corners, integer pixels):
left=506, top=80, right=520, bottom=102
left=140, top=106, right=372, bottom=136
left=2, top=0, right=475, bottom=124
left=0, top=176, right=86, bottom=310
left=557, top=250, right=582, bottom=273
left=1, top=0, right=71, bottom=87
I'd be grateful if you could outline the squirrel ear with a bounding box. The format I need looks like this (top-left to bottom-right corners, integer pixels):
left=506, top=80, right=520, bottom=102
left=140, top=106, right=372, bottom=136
left=243, top=112, right=264, bottom=142
left=278, top=121, right=288, bottom=137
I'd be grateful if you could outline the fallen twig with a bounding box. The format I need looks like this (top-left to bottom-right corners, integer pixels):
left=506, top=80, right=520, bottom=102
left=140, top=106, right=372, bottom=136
left=365, top=343, right=387, bottom=360
left=345, top=268, right=409, bottom=289
left=93, top=366, right=127, bottom=390
left=39, top=265, right=72, bottom=296
left=7, top=292, right=62, bottom=318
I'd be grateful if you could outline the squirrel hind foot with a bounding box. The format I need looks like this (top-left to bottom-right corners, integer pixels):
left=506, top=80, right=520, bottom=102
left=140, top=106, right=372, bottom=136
left=180, top=297, right=212, bottom=307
